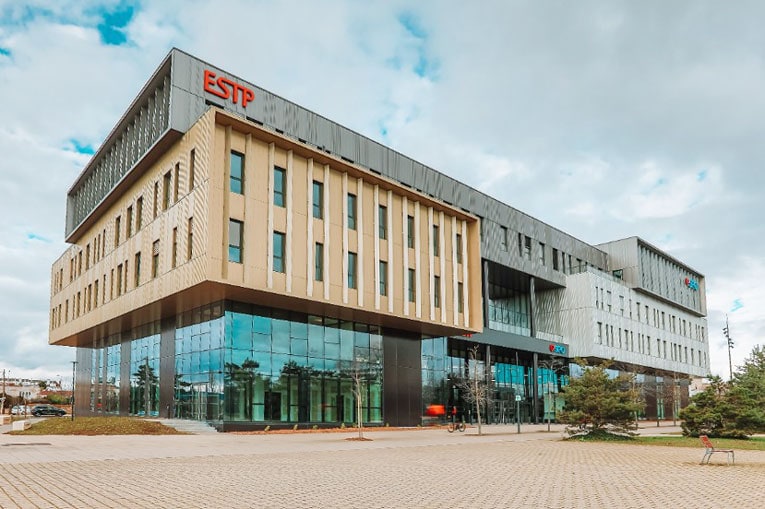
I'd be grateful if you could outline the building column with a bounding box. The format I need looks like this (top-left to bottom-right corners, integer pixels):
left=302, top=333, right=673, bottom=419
left=529, top=276, right=537, bottom=338
left=532, top=352, right=539, bottom=424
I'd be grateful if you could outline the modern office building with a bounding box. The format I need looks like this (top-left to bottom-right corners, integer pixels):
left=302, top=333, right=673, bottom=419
left=49, top=49, right=709, bottom=429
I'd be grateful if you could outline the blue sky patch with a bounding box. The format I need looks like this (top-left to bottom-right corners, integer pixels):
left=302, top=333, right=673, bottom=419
left=70, top=139, right=95, bottom=155
left=0, top=47, right=10, bottom=57
left=96, top=3, right=135, bottom=45
left=27, top=233, right=51, bottom=243
left=397, top=12, right=427, bottom=40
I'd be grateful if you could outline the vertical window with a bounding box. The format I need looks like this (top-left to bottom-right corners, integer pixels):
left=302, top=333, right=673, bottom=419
left=172, top=227, right=178, bottom=268
left=188, top=149, right=196, bottom=191
left=163, top=171, right=171, bottom=210
left=456, top=234, right=463, bottom=263
left=524, top=236, right=531, bottom=260
left=408, top=269, right=416, bottom=303
left=347, top=252, right=357, bottom=289
left=314, top=242, right=324, bottom=281
left=136, top=196, right=143, bottom=230
left=230, top=151, right=244, bottom=194
left=312, top=181, right=323, bottom=219
left=187, top=217, right=194, bottom=260
left=273, top=166, right=286, bottom=206
left=457, top=282, right=464, bottom=313
left=407, top=215, right=415, bottom=248
left=597, top=322, right=603, bottom=344
left=151, top=240, right=160, bottom=278
left=126, top=206, right=133, bottom=238
left=228, top=220, right=243, bottom=263
left=539, top=242, right=545, bottom=265
left=273, top=231, right=285, bottom=273
left=93, top=280, right=99, bottom=308
left=378, top=205, right=387, bottom=239
left=433, top=275, right=441, bottom=308
left=134, top=252, right=141, bottom=287
left=116, top=264, right=123, bottom=297
left=552, top=248, right=559, bottom=271
left=432, top=225, right=440, bottom=256
left=85, top=244, right=90, bottom=270
left=501, top=226, right=508, bottom=250
left=153, top=181, right=159, bottom=218
left=114, top=216, right=121, bottom=247
left=347, top=193, right=357, bottom=230
left=173, top=163, right=180, bottom=203
left=379, top=260, right=388, bottom=296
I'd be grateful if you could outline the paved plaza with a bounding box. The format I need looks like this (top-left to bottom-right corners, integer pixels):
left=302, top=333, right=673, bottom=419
left=1, top=422, right=763, bottom=509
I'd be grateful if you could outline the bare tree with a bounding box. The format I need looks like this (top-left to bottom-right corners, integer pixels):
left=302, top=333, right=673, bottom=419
left=456, top=345, right=493, bottom=435
left=349, top=360, right=365, bottom=440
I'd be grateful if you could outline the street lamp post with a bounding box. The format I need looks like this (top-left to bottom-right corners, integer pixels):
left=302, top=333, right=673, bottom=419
left=723, top=315, right=734, bottom=381
left=71, top=361, right=77, bottom=421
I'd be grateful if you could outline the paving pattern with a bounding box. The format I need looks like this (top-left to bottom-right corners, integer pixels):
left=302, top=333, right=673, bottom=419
left=1, top=424, right=763, bottom=508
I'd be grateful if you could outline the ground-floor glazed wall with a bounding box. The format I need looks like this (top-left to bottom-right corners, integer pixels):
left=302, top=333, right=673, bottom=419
left=72, top=300, right=681, bottom=429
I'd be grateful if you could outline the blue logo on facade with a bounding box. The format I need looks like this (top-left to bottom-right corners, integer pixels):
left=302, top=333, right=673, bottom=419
left=549, top=344, right=566, bottom=355
left=684, top=277, right=699, bottom=291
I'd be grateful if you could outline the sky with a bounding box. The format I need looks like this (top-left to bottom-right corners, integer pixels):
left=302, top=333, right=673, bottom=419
left=0, top=0, right=763, bottom=383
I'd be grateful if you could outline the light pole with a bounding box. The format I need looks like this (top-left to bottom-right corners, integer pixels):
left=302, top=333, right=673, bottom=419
left=71, top=361, right=77, bottom=421
left=723, top=315, right=734, bottom=381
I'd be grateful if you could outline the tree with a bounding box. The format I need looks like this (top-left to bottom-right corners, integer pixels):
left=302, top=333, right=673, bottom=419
left=455, top=346, right=492, bottom=436
left=681, top=345, right=765, bottom=438
left=133, top=359, right=158, bottom=416
left=559, top=361, right=642, bottom=436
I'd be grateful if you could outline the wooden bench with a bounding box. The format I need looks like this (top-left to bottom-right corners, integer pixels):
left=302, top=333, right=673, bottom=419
left=699, top=435, right=735, bottom=465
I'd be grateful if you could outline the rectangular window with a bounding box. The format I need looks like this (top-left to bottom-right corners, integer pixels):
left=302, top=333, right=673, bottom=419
left=501, top=226, right=508, bottom=250
left=173, top=163, right=180, bottom=203
left=408, top=269, right=416, bottom=303
left=597, top=322, right=603, bottom=344
left=539, top=242, right=546, bottom=266
left=163, top=171, right=171, bottom=210
left=273, top=231, right=285, bottom=273
left=432, top=225, right=440, bottom=256
left=524, top=235, right=531, bottom=260
left=457, top=282, right=464, bottom=313
left=378, top=205, right=387, bottom=239
left=347, top=193, right=357, bottom=230
left=136, top=196, right=143, bottom=230
left=312, top=180, right=323, bottom=219
left=407, top=215, right=415, bottom=248
left=85, top=244, right=90, bottom=270
left=314, top=242, right=324, bottom=281
left=189, top=148, right=196, bottom=191
left=230, top=151, right=244, bottom=194
left=126, top=206, right=133, bottom=238
left=93, top=280, right=98, bottom=308
left=153, top=181, right=159, bottom=218
left=433, top=275, right=441, bottom=308
left=456, top=233, right=463, bottom=264
left=273, top=166, right=286, bottom=206
left=552, top=248, right=559, bottom=271
left=114, top=216, right=121, bottom=247
left=116, top=264, right=123, bottom=297
left=187, top=217, right=194, bottom=260
left=134, top=252, right=141, bottom=287
left=347, top=251, right=357, bottom=289
left=152, top=240, right=160, bottom=278
left=379, top=260, right=388, bottom=296
left=228, top=220, right=243, bottom=263
left=172, top=227, right=178, bottom=268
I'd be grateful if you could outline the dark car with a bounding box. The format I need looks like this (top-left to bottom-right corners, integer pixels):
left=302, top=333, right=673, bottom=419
left=31, top=405, right=67, bottom=417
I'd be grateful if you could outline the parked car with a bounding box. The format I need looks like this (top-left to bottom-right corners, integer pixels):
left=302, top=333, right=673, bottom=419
left=10, top=405, right=33, bottom=415
left=31, top=405, right=67, bottom=417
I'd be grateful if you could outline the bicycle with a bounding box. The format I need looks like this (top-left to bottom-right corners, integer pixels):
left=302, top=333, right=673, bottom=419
left=447, top=419, right=466, bottom=433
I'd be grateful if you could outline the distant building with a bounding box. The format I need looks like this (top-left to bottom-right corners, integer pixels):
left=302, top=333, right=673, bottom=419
left=49, top=49, right=709, bottom=429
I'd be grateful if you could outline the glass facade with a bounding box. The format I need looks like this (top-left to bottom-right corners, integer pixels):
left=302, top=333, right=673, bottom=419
left=83, top=301, right=384, bottom=427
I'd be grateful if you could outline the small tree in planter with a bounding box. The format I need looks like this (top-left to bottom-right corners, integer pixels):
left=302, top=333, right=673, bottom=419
left=456, top=346, right=493, bottom=436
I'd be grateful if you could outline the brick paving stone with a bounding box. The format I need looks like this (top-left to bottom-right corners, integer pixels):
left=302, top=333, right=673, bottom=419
left=1, top=425, right=763, bottom=508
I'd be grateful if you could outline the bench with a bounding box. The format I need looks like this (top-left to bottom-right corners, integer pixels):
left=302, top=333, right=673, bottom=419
left=11, top=420, right=31, bottom=431
left=699, top=435, right=735, bottom=465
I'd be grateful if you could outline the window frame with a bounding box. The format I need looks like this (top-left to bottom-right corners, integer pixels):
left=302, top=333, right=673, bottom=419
left=274, top=166, right=286, bottom=207
left=230, top=151, right=244, bottom=194
left=347, top=193, right=357, bottom=230
left=228, top=219, right=243, bottom=263
left=273, top=231, right=286, bottom=273
left=312, top=180, right=323, bottom=219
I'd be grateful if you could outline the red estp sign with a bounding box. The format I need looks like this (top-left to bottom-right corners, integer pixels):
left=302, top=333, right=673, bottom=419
left=203, top=70, right=255, bottom=107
